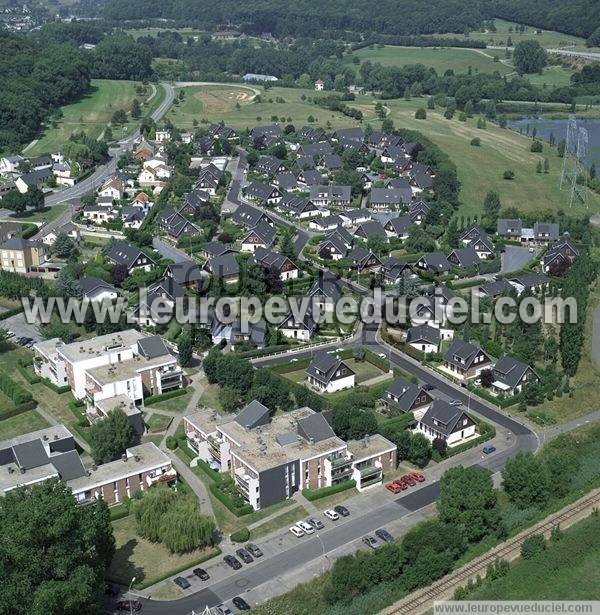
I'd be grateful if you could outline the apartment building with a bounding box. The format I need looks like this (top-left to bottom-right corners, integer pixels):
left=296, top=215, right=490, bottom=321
left=0, top=237, right=46, bottom=273
left=183, top=403, right=397, bottom=510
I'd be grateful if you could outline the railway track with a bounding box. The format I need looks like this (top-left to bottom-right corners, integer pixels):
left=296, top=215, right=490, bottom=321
left=385, top=489, right=600, bottom=615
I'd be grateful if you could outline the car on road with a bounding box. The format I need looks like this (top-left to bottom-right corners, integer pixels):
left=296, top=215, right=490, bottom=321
left=5, top=330, right=14, bottom=338
left=307, top=517, right=324, bottom=530
left=385, top=482, right=402, bottom=494
left=483, top=445, right=497, bottom=454
left=334, top=505, right=350, bottom=517
left=224, top=555, right=242, bottom=570
left=289, top=525, right=305, bottom=537
left=232, top=596, right=251, bottom=611
left=324, top=509, right=339, bottom=521
left=173, top=576, right=190, bottom=590
left=245, top=543, right=263, bottom=558
left=116, top=600, right=142, bottom=612
left=528, top=246, right=535, bottom=253
left=377, top=352, right=386, bottom=358
left=409, top=471, right=425, bottom=483
left=448, top=399, right=462, bottom=406
left=215, top=605, right=233, bottom=615
left=297, top=520, right=315, bottom=534
left=422, top=383, right=435, bottom=391
left=193, top=567, right=209, bottom=581
left=375, top=528, right=395, bottom=543
left=235, top=548, right=254, bottom=564
left=362, top=535, right=380, bottom=550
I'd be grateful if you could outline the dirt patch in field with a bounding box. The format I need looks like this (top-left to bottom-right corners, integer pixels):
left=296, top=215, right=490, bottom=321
left=192, top=87, right=255, bottom=114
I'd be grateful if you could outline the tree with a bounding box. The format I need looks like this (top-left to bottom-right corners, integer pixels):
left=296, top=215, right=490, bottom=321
left=415, top=108, right=427, bottom=120
left=111, top=109, right=128, bottom=124
left=52, top=233, right=77, bottom=259
left=501, top=452, right=550, bottom=509
left=521, top=534, right=546, bottom=559
left=480, top=368, right=494, bottom=388
left=178, top=333, right=193, bottom=367
left=110, top=263, right=129, bottom=287
left=0, top=479, right=114, bottom=614
left=503, top=169, right=515, bottom=180
left=159, top=498, right=215, bottom=553
left=483, top=190, right=501, bottom=230
left=89, top=408, right=138, bottom=464
left=513, top=40, right=547, bottom=74
left=432, top=437, right=447, bottom=458
left=381, top=118, right=394, bottom=134
left=407, top=432, right=432, bottom=467
left=438, top=466, right=502, bottom=542
left=531, top=140, right=543, bottom=153
left=131, top=98, right=142, bottom=119
left=134, top=485, right=178, bottom=542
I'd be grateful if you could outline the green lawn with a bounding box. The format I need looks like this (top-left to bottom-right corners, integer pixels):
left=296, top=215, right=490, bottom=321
left=250, top=505, right=309, bottom=540
left=383, top=98, right=600, bottom=217
left=198, top=378, right=225, bottom=412
left=0, top=410, right=50, bottom=440
left=125, top=27, right=207, bottom=39
left=466, top=514, right=600, bottom=600
left=345, top=358, right=385, bottom=384
left=26, top=79, right=154, bottom=155
left=167, top=85, right=371, bottom=131
left=9, top=203, right=69, bottom=224
left=345, top=45, right=513, bottom=76
left=525, top=65, right=575, bottom=89
left=107, top=515, right=220, bottom=589
left=147, top=387, right=194, bottom=413
left=145, top=413, right=172, bottom=432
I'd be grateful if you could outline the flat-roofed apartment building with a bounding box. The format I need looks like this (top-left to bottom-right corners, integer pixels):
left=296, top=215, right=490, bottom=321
left=0, top=426, right=176, bottom=503
left=184, top=402, right=397, bottom=510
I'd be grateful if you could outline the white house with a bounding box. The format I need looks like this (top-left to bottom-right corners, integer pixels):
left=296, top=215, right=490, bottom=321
left=415, top=400, right=477, bottom=447
left=306, top=352, right=355, bottom=393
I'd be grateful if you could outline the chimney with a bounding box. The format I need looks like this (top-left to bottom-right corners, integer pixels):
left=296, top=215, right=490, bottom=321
left=121, top=454, right=127, bottom=462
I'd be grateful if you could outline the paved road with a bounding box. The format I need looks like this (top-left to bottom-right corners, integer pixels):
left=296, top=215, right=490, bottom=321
left=487, top=45, right=600, bottom=62
left=152, top=238, right=192, bottom=263
left=501, top=245, right=538, bottom=274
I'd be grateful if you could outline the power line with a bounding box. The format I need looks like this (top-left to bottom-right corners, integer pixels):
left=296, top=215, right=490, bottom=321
left=559, top=115, right=589, bottom=208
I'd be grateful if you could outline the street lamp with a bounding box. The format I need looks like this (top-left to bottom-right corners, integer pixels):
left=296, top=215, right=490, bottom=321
left=128, top=577, right=136, bottom=615
left=315, top=533, right=328, bottom=575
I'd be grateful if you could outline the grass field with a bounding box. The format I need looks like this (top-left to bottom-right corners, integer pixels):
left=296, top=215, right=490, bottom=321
left=147, top=387, right=194, bottom=413
left=0, top=410, right=50, bottom=441
left=346, top=46, right=513, bottom=76
left=107, top=515, right=219, bottom=588
left=167, top=85, right=372, bottom=130
left=525, top=65, right=575, bottom=88
left=383, top=98, right=600, bottom=217
left=26, top=80, right=165, bottom=156
left=466, top=513, right=600, bottom=600
left=125, top=27, right=207, bottom=40
left=439, top=18, right=590, bottom=51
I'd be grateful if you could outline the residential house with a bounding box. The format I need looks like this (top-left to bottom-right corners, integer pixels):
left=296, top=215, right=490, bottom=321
left=274, top=172, right=297, bottom=191
left=204, top=252, right=240, bottom=284
left=491, top=355, right=539, bottom=395
left=309, top=185, right=352, bottom=208
left=508, top=272, right=549, bottom=295
left=406, top=324, right=441, bottom=354
left=0, top=238, right=46, bottom=273
left=478, top=278, right=513, bottom=299
left=120, top=206, right=146, bottom=230
left=318, top=233, right=349, bottom=261
left=0, top=222, right=21, bottom=244
left=408, top=199, right=430, bottom=225
left=14, top=168, right=53, bottom=193
left=278, top=308, right=317, bottom=341
left=278, top=194, right=323, bottom=219
left=0, top=155, right=23, bottom=174
left=297, top=169, right=323, bottom=187
left=443, top=340, right=492, bottom=380
left=319, top=154, right=342, bottom=173
left=347, top=246, right=382, bottom=272
left=370, top=187, right=412, bottom=212
left=542, top=238, right=579, bottom=274
left=338, top=209, right=371, bottom=227
left=41, top=222, right=80, bottom=246
left=244, top=181, right=282, bottom=206
left=309, top=215, right=343, bottom=232
left=380, top=257, right=415, bottom=285
left=104, top=241, right=154, bottom=273
left=306, top=352, right=355, bottom=393
left=534, top=222, right=560, bottom=243
left=384, top=215, right=412, bottom=240
left=78, top=277, right=118, bottom=302
left=164, top=260, right=205, bottom=290
left=98, top=177, right=124, bottom=201
left=252, top=247, right=298, bottom=281
left=353, top=220, right=387, bottom=243
left=447, top=245, right=481, bottom=270
left=306, top=274, right=343, bottom=313
left=381, top=378, right=432, bottom=419
left=255, top=155, right=287, bottom=177
left=156, top=208, right=201, bottom=240
left=82, top=205, right=117, bottom=225
left=415, top=251, right=451, bottom=275
left=240, top=221, right=277, bottom=253
left=232, top=204, right=275, bottom=229
left=415, top=400, right=476, bottom=446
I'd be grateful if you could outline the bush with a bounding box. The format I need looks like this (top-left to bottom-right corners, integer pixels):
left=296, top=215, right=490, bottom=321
left=521, top=534, right=546, bottom=559
left=470, top=137, right=481, bottom=146
left=40, top=378, right=71, bottom=394
left=144, top=387, right=187, bottom=406
left=503, top=169, right=515, bottom=180
left=530, top=140, right=543, bottom=152
left=15, top=362, right=40, bottom=384
left=230, top=527, right=250, bottom=543
left=0, top=369, right=33, bottom=405
left=0, top=306, right=24, bottom=321
left=165, top=436, right=178, bottom=450
left=415, top=108, right=427, bottom=119
left=302, top=479, right=356, bottom=501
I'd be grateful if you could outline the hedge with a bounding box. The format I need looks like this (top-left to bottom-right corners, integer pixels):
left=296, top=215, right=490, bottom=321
left=236, top=344, right=295, bottom=359
left=449, top=278, right=487, bottom=290
left=40, top=377, right=70, bottom=394
left=15, top=362, right=40, bottom=385
left=0, top=369, right=32, bottom=405
left=195, top=457, right=225, bottom=484
left=209, top=483, right=254, bottom=516
left=0, top=306, right=24, bottom=320
left=469, top=385, right=521, bottom=408
left=144, top=387, right=188, bottom=406
left=0, top=399, right=37, bottom=420
left=379, top=412, right=416, bottom=432
left=230, top=527, right=250, bottom=543
left=432, top=419, right=496, bottom=461
left=302, top=479, right=356, bottom=501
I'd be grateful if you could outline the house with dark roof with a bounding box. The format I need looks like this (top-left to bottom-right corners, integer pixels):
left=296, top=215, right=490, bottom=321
left=179, top=190, right=210, bottom=216
left=277, top=193, right=322, bottom=219
left=306, top=352, right=355, bottom=393
left=497, top=218, right=522, bottom=241
left=297, top=141, right=333, bottom=159
left=381, top=257, right=415, bottom=285
left=409, top=169, right=433, bottom=192
left=318, top=234, right=349, bottom=261
left=384, top=215, right=412, bottom=240
left=408, top=199, right=430, bottom=225
left=447, top=245, right=481, bottom=270
left=443, top=340, right=492, bottom=380
left=370, top=187, right=412, bottom=211
left=478, top=278, right=512, bottom=299
left=460, top=224, right=487, bottom=244
left=240, top=221, right=277, bottom=252
left=353, top=220, right=387, bottom=242
left=309, top=215, right=343, bottom=232
left=255, top=155, right=287, bottom=177
left=199, top=241, right=235, bottom=261
left=252, top=247, right=298, bottom=281
left=508, top=272, right=549, bottom=295
left=14, top=168, right=53, bottom=193
left=232, top=203, right=275, bottom=228
left=278, top=307, right=317, bottom=342
left=319, top=154, right=342, bottom=172
left=332, top=127, right=364, bottom=142
left=134, top=278, right=186, bottom=327
left=406, top=324, right=441, bottom=354
left=542, top=238, right=579, bottom=274
left=104, top=241, right=154, bottom=273
left=297, top=169, right=324, bottom=187
left=164, top=260, right=205, bottom=290
left=243, top=181, right=282, bottom=206
left=209, top=315, right=268, bottom=350
left=306, top=274, right=343, bottom=313
left=235, top=400, right=271, bottom=429
left=274, top=172, right=298, bottom=191
left=156, top=208, right=202, bottom=240
left=415, top=400, right=477, bottom=446
left=534, top=222, right=560, bottom=243
left=204, top=252, right=240, bottom=284
left=78, top=277, right=118, bottom=302
left=347, top=247, right=382, bottom=273
left=310, top=185, right=352, bottom=208
left=339, top=209, right=372, bottom=227
left=381, top=145, right=406, bottom=164
left=250, top=124, right=282, bottom=140
left=381, top=378, right=432, bottom=418
left=415, top=251, right=451, bottom=275
left=491, top=355, right=539, bottom=395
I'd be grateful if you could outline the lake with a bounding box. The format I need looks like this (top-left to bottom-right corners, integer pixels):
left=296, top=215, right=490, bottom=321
left=507, top=118, right=600, bottom=169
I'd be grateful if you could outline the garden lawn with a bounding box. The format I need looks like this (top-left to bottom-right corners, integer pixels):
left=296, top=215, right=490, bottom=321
left=344, top=358, right=385, bottom=384
left=145, top=413, right=172, bottom=431
left=107, top=515, right=220, bottom=589
left=27, top=79, right=147, bottom=155
left=198, top=378, right=225, bottom=412
left=250, top=505, right=309, bottom=540
left=345, top=46, right=513, bottom=76
left=147, top=387, right=194, bottom=413
left=0, top=410, right=50, bottom=440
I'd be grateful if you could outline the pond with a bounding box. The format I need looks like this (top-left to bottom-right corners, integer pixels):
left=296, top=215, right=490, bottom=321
left=507, top=118, right=600, bottom=169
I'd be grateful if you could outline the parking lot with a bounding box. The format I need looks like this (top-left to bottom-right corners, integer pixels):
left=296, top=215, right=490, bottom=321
left=2, top=311, right=41, bottom=344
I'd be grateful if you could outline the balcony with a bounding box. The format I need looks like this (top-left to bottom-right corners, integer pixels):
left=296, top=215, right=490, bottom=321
left=331, top=456, right=352, bottom=469
left=359, top=466, right=381, bottom=480
left=146, top=468, right=177, bottom=487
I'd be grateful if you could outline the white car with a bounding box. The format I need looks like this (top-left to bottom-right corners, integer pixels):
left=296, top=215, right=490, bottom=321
left=289, top=525, right=305, bottom=537
left=297, top=520, right=315, bottom=534
left=378, top=352, right=386, bottom=358
left=324, top=509, right=339, bottom=521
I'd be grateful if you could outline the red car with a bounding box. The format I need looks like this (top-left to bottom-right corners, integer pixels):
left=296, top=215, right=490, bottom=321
left=409, top=471, right=425, bottom=483
left=393, top=478, right=408, bottom=490
left=402, top=474, right=416, bottom=487
left=385, top=482, right=402, bottom=494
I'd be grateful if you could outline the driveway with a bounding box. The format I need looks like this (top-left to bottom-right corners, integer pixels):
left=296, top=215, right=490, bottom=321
left=501, top=245, right=536, bottom=274
left=2, top=311, right=41, bottom=343
left=152, top=238, right=191, bottom=263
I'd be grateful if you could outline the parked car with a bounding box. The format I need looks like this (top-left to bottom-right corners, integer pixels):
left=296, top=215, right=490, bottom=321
left=393, top=477, right=408, bottom=490
left=483, top=445, right=497, bottom=454
left=402, top=474, right=416, bottom=487
left=385, top=482, right=402, bottom=494
left=334, top=505, right=349, bottom=517
left=224, top=555, right=242, bottom=570
left=297, top=520, right=315, bottom=534
left=173, top=576, right=190, bottom=590
left=375, top=528, right=395, bottom=543
left=377, top=352, right=386, bottom=358
left=449, top=399, right=462, bottom=406
left=307, top=517, right=324, bottom=530
left=324, top=509, right=339, bottom=521
left=409, top=471, right=425, bottom=483
left=193, top=567, right=209, bottom=581
left=235, top=548, right=254, bottom=564
left=245, top=543, right=263, bottom=558
left=289, top=525, right=305, bottom=537
left=422, top=383, right=435, bottom=391
left=116, top=600, right=142, bottom=612
left=215, top=605, right=233, bottom=615
left=232, top=596, right=251, bottom=611
left=362, top=535, right=380, bottom=550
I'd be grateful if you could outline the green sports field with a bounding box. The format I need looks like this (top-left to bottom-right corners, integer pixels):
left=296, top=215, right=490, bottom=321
left=345, top=45, right=513, bottom=76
